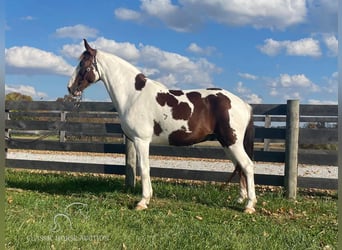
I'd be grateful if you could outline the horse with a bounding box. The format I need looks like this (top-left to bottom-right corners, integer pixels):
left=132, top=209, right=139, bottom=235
left=68, top=39, right=257, bottom=213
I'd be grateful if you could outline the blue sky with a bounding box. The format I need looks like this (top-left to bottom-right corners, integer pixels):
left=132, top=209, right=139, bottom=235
left=5, top=0, right=338, bottom=104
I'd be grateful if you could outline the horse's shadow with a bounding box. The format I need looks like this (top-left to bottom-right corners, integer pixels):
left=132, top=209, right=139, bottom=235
left=6, top=171, right=129, bottom=195
left=6, top=170, right=244, bottom=211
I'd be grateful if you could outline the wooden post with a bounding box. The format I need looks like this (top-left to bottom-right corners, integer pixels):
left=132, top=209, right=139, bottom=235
left=284, top=100, right=299, bottom=199
left=263, top=115, right=271, bottom=151
left=59, top=111, right=66, bottom=142
left=125, top=136, right=136, bottom=188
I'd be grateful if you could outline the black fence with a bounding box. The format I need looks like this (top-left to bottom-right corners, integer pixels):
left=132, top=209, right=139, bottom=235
left=5, top=101, right=338, bottom=190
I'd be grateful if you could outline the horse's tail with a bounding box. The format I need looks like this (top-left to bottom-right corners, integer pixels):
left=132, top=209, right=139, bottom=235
left=243, top=112, right=254, bottom=161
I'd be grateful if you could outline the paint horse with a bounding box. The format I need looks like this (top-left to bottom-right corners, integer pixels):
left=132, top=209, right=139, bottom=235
left=68, top=39, right=257, bottom=213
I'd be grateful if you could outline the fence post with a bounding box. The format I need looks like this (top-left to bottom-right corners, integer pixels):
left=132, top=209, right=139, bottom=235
left=125, top=136, right=136, bottom=188
left=59, top=111, right=66, bottom=142
left=284, top=100, right=299, bottom=199
left=263, top=115, right=271, bottom=151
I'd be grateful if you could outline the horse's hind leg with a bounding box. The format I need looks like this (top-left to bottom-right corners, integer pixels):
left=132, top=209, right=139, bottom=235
left=236, top=164, right=248, bottom=204
left=227, top=163, right=247, bottom=203
left=238, top=168, right=248, bottom=203
left=228, top=144, right=257, bottom=213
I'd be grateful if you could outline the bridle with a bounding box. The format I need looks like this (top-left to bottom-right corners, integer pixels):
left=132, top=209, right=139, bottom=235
left=81, top=54, right=100, bottom=82
left=91, top=55, right=100, bottom=80
left=73, top=54, right=100, bottom=97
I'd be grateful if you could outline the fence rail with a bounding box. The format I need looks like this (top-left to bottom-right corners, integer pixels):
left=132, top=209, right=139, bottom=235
left=5, top=101, right=338, bottom=191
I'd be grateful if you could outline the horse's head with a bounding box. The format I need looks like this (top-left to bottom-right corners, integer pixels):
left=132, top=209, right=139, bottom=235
left=67, top=39, right=101, bottom=97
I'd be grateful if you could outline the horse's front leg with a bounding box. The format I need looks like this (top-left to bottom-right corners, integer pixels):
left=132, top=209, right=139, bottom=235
left=134, top=138, right=153, bottom=210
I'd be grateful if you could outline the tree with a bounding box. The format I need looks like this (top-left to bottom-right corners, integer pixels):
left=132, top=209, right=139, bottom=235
left=56, top=94, right=76, bottom=102
left=5, top=92, right=33, bottom=101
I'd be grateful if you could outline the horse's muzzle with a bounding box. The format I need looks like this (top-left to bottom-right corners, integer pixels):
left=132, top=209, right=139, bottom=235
left=67, top=87, right=80, bottom=97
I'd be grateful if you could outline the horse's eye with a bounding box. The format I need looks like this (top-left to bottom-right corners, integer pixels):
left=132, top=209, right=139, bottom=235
left=86, top=67, right=91, bottom=72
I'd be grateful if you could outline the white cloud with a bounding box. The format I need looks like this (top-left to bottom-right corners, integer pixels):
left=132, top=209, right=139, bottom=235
left=139, top=0, right=196, bottom=32
left=187, top=43, right=216, bottom=56
left=114, top=8, right=141, bottom=21
left=139, top=44, right=221, bottom=88
left=63, top=37, right=221, bottom=89
left=114, top=0, right=307, bottom=31
left=266, top=71, right=337, bottom=103
left=269, top=88, right=278, bottom=96
left=238, top=72, right=258, bottom=80
left=196, top=0, right=306, bottom=29
left=236, top=81, right=248, bottom=94
left=187, top=43, right=202, bottom=54
left=55, top=24, right=99, bottom=40
left=92, top=37, right=140, bottom=62
left=61, top=37, right=140, bottom=62
left=258, top=39, right=283, bottom=56
left=322, top=71, right=338, bottom=94
left=279, top=74, right=314, bottom=88
left=268, top=73, right=320, bottom=101
left=283, top=92, right=301, bottom=100
left=322, top=34, right=338, bottom=56
left=245, top=94, right=263, bottom=104
left=60, top=43, right=85, bottom=59
left=259, top=38, right=321, bottom=57
left=21, top=16, right=36, bottom=21
left=5, top=84, right=48, bottom=99
left=235, top=81, right=262, bottom=104
left=308, top=99, right=337, bottom=105
left=279, top=74, right=320, bottom=91
left=5, top=46, right=73, bottom=76
left=285, top=38, right=321, bottom=57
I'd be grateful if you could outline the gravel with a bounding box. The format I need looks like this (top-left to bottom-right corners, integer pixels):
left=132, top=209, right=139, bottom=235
left=6, top=150, right=337, bottom=179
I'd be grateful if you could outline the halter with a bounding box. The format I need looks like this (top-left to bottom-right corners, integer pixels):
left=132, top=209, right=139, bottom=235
left=74, top=55, right=100, bottom=95
left=92, top=55, right=100, bottom=81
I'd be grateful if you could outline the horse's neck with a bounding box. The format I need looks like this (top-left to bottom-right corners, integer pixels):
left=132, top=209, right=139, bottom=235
left=97, top=51, right=140, bottom=114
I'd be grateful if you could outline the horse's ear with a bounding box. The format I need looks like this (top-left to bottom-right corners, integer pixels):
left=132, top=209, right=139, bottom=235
left=84, top=39, right=96, bottom=56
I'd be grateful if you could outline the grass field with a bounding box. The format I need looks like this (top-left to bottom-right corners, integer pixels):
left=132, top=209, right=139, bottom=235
left=5, top=169, right=337, bottom=250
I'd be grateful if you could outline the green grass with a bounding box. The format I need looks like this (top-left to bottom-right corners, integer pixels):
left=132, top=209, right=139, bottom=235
left=5, top=169, right=337, bottom=250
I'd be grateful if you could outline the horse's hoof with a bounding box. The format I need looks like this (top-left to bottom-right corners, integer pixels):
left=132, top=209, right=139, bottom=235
left=244, top=207, right=256, bottom=214
left=135, top=204, right=148, bottom=211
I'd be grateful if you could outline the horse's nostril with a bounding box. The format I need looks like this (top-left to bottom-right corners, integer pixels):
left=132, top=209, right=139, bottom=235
left=68, top=87, right=72, bottom=94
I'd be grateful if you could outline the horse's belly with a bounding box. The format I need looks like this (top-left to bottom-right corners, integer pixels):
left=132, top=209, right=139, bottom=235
left=151, top=119, right=213, bottom=146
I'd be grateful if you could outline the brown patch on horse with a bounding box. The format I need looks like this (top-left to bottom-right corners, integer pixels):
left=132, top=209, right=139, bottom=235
left=135, top=73, right=147, bottom=91
left=169, top=90, right=184, bottom=96
left=156, top=92, right=178, bottom=107
left=73, top=50, right=97, bottom=93
left=153, top=120, right=162, bottom=136
left=168, top=91, right=237, bottom=146
left=206, top=87, right=222, bottom=91
left=172, top=102, right=192, bottom=120
left=156, top=92, right=191, bottom=120
left=207, top=93, right=237, bottom=147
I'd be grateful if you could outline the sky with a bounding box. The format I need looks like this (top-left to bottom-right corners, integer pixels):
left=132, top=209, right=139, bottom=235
left=5, top=0, right=338, bottom=104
